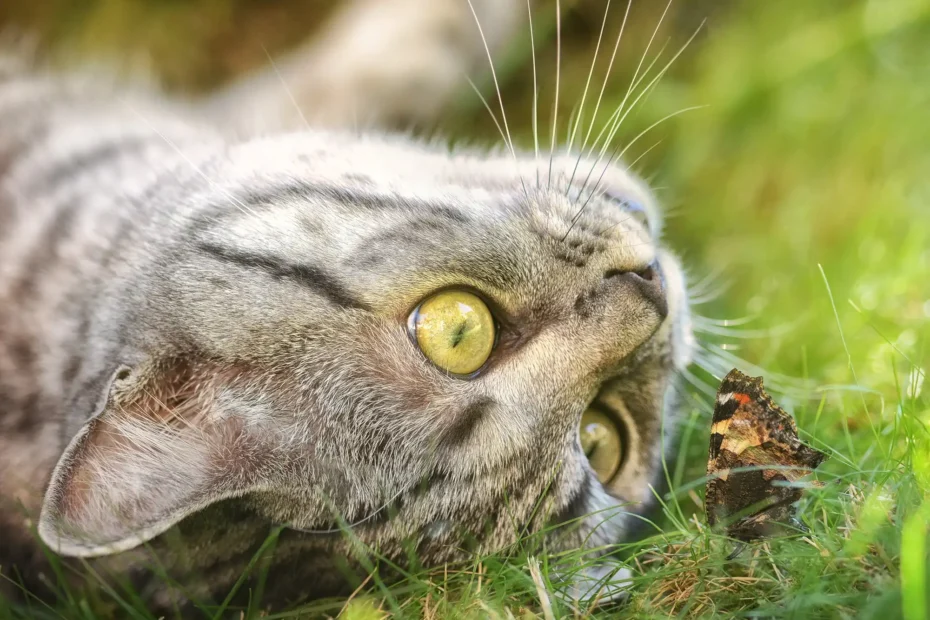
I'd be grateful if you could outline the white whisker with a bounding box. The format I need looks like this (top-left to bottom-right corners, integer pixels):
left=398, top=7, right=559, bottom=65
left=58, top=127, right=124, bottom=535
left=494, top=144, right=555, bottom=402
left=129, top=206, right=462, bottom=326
left=465, top=76, right=511, bottom=158
left=670, top=377, right=713, bottom=415
left=467, top=0, right=530, bottom=201
left=679, top=366, right=718, bottom=399
left=567, top=0, right=632, bottom=192
left=582, top=0, right=674, bottom=167
left=688, top=285, right=731, bottom=306
left=687, top=265, right=730, bottom=300
left=581, top=0, right=632, bottom=155
left=691, top=315, right=758, bottom=328
left=466, top=0, right=516, bottom=159
left=625, top=138, right=662, bottom=172
left=579, top=38, right=669, bottom=173
left=120, top=100, right=260, bottom=220
left=527, top=0, right=540, bottom=189
left=585, top=22, right=705, bottom=197
left=261, top=44, right=310, bottom=132
left=565, top=104, right=581, bottom=148
left=569, top=104, right=703, bottom=234
left=547, top=0, right=562, bottom=190
left=693, top=317, right=799, bottom=340
left=696, top=343, right=816, bottom=398
left=593, top=139, right=664, bottom=236
left=565, top=0, right=612, bottom=159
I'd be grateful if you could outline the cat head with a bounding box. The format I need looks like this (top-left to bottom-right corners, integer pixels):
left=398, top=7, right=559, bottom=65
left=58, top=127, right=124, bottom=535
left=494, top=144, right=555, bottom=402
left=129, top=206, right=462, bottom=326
left=38, top=131, right=692, bottom=568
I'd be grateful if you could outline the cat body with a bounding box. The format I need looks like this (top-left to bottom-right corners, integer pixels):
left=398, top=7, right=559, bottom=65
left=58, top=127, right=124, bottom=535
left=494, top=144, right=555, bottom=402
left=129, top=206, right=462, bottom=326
left=0, top=0, right=693, bottom=608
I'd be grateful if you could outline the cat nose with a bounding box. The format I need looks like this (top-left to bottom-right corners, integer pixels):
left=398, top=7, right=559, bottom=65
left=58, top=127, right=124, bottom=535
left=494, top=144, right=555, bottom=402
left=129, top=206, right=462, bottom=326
left=605, top=260, right=668, bottom=318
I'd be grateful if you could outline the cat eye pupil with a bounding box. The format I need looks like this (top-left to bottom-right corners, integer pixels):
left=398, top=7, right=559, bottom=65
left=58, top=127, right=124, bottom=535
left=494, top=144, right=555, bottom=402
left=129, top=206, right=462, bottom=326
left=411, top=290, right=495, bottom=376
left=450, top=322, right=467, bottom=347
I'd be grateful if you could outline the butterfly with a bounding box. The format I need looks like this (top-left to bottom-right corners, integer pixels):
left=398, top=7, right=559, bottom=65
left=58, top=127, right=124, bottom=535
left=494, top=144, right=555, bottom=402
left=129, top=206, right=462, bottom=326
left=706, top=369, right=827, bottom=542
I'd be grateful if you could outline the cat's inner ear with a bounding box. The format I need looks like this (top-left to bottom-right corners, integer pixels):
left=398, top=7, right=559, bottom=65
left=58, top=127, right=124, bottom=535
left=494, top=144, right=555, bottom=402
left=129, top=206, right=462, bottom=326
left=39, top=358, right=276, bottom=557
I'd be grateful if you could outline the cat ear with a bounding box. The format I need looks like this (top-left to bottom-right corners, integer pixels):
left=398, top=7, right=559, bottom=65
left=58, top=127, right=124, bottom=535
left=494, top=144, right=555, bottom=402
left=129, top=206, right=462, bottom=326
left=39, top=359, right=277, bottom=557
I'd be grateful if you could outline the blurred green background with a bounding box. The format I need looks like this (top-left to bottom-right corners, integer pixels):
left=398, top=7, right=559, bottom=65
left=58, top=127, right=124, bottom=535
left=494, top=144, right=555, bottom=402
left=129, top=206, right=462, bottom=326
left=1, top=0, right=928, bottom=616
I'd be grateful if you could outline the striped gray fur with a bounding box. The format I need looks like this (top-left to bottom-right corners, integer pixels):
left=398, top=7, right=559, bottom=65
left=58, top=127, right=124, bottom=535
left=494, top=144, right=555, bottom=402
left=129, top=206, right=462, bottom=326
left=0, top=0, right=694, bottom=610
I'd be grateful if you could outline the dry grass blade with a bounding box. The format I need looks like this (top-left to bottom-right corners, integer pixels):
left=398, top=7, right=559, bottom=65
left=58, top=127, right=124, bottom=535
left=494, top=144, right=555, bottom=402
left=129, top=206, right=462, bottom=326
left=527, top=557, right=555, bottom=620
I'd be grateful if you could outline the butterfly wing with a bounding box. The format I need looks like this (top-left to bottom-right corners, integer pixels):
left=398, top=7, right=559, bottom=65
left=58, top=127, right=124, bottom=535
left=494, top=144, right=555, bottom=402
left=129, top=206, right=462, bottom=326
left=706, top=369, right=827, bottom=540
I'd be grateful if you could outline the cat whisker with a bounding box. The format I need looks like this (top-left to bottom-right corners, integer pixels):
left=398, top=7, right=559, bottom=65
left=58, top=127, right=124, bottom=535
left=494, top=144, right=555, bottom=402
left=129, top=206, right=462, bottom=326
left=595, top=37, right=706, bottom=165
left=567, top=0, right=635, bottom=193
left=678, top=365, right=718, bottom=399
left=686, top=265, right=731, bottom=302
left=466, top=0, right=529, bottom=201
left=688, top=288, right=730, bottom=307
left=577, top=38, right=668, bottom=184
left=261, top=44, right=310, bottom=132
left=527, top=0, right=540, bottom=189
left=580, top=0, right=632, bottom=161
left=466, top=0, right=515, bottom=160
left=561, top=39, right=669, bottom=236
left=692, top=317, right=799, bottom=340
left=579, top=0, right=674, bottom=171
left=565, top=104, right=582, bottom=148
left=564, top=0, right=612, bottom=162
left=547, top=0, right=562, bottom=191
left=691, top=314, right=759, bottom=327
left=574, top=14, right=704, bottom=215
left=565, top=0, right=635, bottom=196
left=564, top=104, right=702, bottom=240
left=670, top=375, right=713, bottom=414
left=121, top=100, right=261, bottom=220
left=690, top=353, right=817, bottom=406
left=465, top=76, right=511, bottom=159
left=589, top=127, right=699, bottom=231
left=625, top=138, right=663, bottom=174
left=580, top=23, right=705, bottom=202
left=695, top=343, right=816, bottom=399
left=590, top=139, right=662, bottom=237
left=688, top=357, right=740, bottom=393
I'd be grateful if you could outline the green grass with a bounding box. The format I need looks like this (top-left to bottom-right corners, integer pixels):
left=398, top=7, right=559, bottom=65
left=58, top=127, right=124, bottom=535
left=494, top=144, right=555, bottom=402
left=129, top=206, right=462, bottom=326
left=2, top=0, right=929, bottom=617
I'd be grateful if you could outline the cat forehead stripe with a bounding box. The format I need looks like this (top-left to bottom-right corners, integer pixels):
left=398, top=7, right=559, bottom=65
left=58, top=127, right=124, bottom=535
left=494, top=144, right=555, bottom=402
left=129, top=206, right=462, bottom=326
left=231, top=179, right=474, bottom=223
left=196, top=242, right=370, bottom=310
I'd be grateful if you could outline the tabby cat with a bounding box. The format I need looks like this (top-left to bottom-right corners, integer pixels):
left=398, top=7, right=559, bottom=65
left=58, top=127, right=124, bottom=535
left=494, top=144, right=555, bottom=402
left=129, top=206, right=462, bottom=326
left=0, top=0, right=693, bottom=609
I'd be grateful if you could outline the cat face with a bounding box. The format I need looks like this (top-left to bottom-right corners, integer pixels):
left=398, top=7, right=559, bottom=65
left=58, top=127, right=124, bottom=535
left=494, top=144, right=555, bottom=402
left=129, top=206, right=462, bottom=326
left=39, top=131, right=692, bottom=572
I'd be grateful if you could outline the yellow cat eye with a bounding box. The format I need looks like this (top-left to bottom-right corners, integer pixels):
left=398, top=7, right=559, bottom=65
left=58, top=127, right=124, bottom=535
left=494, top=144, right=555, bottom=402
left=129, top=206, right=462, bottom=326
left=580, top=408, right=623, bottom=483
left=412, top=290, right=496, bottom=376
